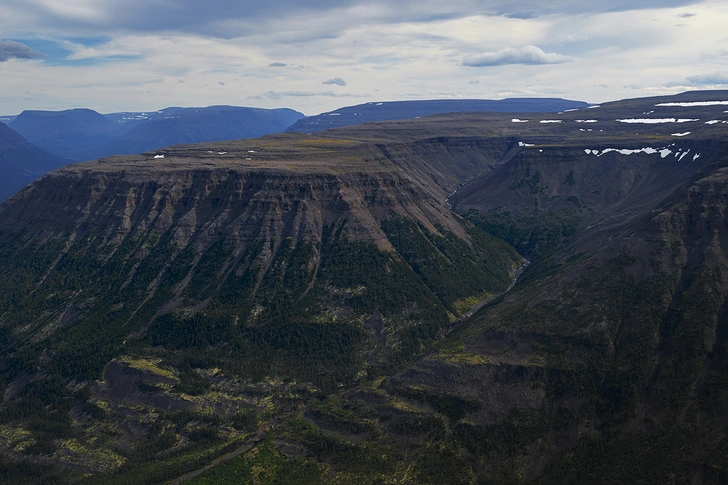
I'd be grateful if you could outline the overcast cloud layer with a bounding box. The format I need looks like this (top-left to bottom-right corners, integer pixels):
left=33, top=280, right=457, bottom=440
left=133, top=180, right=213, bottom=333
left=1, top=0, right=727, bottom=115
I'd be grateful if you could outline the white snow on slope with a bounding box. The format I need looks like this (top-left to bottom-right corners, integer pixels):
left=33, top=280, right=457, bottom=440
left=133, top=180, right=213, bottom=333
left=540, top=120, right=562, bottom=123
left=511, top=118, right=529, bottom=123
left=671, top=132, right=691, bottom=136
left=616, top=118, right=699, bottom=124
left=584, top=146, right=699, bottom=160
left=655, top=101, right=728, bottom=107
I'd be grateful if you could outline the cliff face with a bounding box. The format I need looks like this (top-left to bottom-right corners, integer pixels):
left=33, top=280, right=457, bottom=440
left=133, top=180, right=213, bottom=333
left=0, top=131, right=522, bottom=478
left=1, top=91, right=728, bottom=484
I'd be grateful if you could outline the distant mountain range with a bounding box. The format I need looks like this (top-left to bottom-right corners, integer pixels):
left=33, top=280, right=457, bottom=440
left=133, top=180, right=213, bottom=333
left=7, top=106, right=304, bottom=162
left=286, top=98, right=590, bottom=132
left=0, top=99, right=590, bottom=202
left=0, top=122, right=71, bottom=202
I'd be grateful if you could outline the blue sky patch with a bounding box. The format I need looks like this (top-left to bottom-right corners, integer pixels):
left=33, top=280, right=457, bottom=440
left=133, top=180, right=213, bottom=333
left=7, top=37, right=139, bottom=67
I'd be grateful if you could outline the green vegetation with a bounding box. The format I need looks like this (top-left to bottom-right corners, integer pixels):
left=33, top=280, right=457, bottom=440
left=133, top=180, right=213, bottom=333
left=0, top=201, right=519, bottom=483
left=188, top=441, right=324, bottom=485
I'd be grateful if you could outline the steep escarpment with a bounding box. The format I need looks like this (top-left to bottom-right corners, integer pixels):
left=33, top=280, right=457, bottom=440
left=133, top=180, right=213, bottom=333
left=258, top=93, right=728, bottom=485
left=0, top=133, right=521, bottom=481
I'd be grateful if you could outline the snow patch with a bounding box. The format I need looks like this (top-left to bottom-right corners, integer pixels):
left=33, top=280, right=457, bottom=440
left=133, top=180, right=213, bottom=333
left=671, top=132, right=691, bottom=136
left=575, top=119, right=598, bottom=123
left=519, top=142, right=535, bottom=147
left=583, top=146, right=699, bottom=161
left=511, top=118, right=529, bottom=123
left=655, top=101, right=728, bottom=107
left=540, top=120, right=562, bottom=123
left=616, top=118, right=699, bottom=124
left=153, top=154, right=164, bottom=159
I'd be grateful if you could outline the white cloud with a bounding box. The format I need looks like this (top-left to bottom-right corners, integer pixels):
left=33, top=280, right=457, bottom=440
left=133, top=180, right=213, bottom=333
left=687, top=72, right=728, bottom=85
left=264, top=90, right=369, bottom=99
left=322, top=77, right=347, bottom=86
left=462, top=45, right=571, bottom=67
left=1, top=0, right=728, bottom=116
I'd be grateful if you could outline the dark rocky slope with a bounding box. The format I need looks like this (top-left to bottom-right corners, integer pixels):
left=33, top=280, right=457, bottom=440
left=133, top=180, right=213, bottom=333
left=0, top=132, right=522, bottom=481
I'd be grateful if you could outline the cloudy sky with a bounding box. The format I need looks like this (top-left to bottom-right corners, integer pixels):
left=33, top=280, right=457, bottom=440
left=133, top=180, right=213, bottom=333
left=1, top=0, right=727, bottom=116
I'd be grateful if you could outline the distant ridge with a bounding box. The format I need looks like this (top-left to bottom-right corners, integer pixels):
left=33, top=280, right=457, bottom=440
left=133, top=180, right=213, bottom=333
left=0, top=122, right=71, bottom=201
left=286, top=97, right=589, bottom=133
left=8, top=105, right=305, bottom=162
left=8, top=108, right=122, bottom=161
left=100, top=106, right=304, bottom=158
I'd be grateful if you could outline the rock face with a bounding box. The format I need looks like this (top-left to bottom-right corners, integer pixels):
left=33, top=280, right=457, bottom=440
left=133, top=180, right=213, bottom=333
left=1, top=90, right=728, bottom=484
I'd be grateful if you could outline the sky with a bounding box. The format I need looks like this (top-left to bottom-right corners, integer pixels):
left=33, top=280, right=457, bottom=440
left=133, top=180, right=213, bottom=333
left=1, top=0, right=727, bottom=116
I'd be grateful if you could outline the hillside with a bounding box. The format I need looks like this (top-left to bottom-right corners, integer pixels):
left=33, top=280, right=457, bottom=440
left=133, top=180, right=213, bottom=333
left=0, top=90, right=727, bottom=484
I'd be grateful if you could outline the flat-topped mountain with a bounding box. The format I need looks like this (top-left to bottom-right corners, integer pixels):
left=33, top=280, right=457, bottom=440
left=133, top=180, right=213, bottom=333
left=7, top=108, right=125, bottom=161
left=0, top=90, right=728, bottom=484
left=286, top=97, right=589, bottom=133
